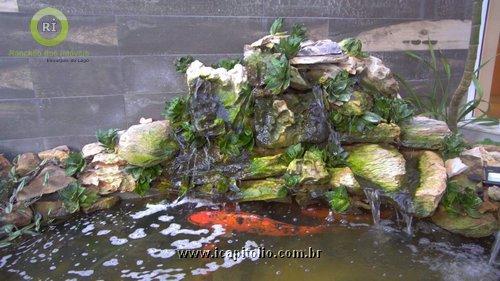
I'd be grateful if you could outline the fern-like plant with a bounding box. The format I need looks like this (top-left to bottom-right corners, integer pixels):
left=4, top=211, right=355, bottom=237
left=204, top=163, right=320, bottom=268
left=321, top=70, right=357, bottom=105
left=174, top=56, right=194, bottom=73
left=269, top=18, right=284, bottom=35
left=59, top=182, right=99, bottom=213
left=96, top=129, right=118, bottom=152
left=125, top=165, right=162, bottom=196
left=325, top=186, right=350, bottom=213
left=212, top=58, right=241, bottom=70
left=339, top=38, right=368, bottom=58
left=264, top=55, right=290, bottom=95
left=64, top=152, right=86, bottom=176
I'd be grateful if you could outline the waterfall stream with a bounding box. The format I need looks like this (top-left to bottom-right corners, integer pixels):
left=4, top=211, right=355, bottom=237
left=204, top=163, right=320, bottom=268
left=363, top=188, right=381, bottom=225
left=489, top=231, right=500, bottom=265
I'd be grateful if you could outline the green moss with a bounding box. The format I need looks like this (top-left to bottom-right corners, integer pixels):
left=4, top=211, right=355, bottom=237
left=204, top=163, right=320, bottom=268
left=247, top=154, right=288, bottom=179
left=239, top=179, right=288, bottom=202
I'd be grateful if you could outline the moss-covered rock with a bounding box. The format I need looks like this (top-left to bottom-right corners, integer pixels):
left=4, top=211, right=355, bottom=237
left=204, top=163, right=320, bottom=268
left=328, top=167, right=362, bottom=195
left=431, top=206, right=497, bottom=238
left=117, top=120, right=178, bottom=167
left=340, top=123, right=400, bottom=144
left=413, top=151, right=447, bottom=218
left=238, top=179, right=288, bottom=202
left=290, top=66, right=310, bottom=90
left=400, top=116, right=451, bottom=150
left=245, top=154, right=288, bottom=179
left=338, top=90, right=373, bottom=116
left=286, top=151, right=330, bottom=185
left=346, top=144, right=406, bottom=192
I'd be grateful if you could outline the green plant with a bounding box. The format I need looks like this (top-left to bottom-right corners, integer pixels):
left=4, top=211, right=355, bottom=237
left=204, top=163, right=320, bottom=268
left=163, top=96, right=188, bottom=124
left=291, top=23, right=307, bottom=41
left=372, top=95, right=414, bottom=124
left=175, top=56, right=194, bottom=73
left=212, top=58, right=241, bottom=70
left=0, top=213, right=42, bottom=248
left=324, top=142, right=348, bottom=168
left=339, top=38, right=368, bottom=58
left=125, top=165, right=162, bottom=196
left=269, top=18, right=284, bottom=35
left=217, top=128, right=254, bottom=157
left=64, top=152, right=86, bottom=176
left=321, top=70, right=357, bottom=105
left=279, top=143, right=305, bottom=163
left=96, top=129, right=118, bottom=152
left=441, top=181, right=482, bottom=218
left=476, top=138, right=500, bottom=146
left=325, top=186, right=350, bottom=213
left=275, top=35, right=302, bottom=59
left=330, top=111, right=382, bottom=133
left=58, top=182, right=99, bottom=213
left=264, top=55, right=291, bottom=95
left=283, top=173, right=301, bottom=188
left=442, top=133, right=468, bottom=159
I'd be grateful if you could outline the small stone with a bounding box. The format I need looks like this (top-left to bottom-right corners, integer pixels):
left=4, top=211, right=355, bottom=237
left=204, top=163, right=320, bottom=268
left=360, top=56, right=399, bottom=97
left=81, top=142, right=104, bottom=158
left=38, top=145, right=70, bottom=162
left=83, top=196, right=120, bottom=214
left=0, top=204, right=33, bottom=227
left=431, top=206, right=497, bottom=238
left=16, top=165, right=75, bottom=201
left=445, top=157, right=469, bottom=178
left=488, top=186, right=500, bottom=201
left=297, top=39, right=342, bottom=56
left=328, top=167, right=361, bottom=195
left=15, top=152, right=41, bottom=176
left=289, top=66, right=310, bottom=90
left=139, top=117, right=153, bottom=124
left=286, top=150, right=330, bottom=185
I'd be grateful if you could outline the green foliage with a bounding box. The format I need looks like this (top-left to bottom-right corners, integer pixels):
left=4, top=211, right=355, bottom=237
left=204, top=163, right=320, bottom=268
left=325, top=186, right=350, bottom=213
left=174, top=56, right=194, bottom=73
left=0, top=213, right=42, bottom=248
left=330, top=111, right=382, bottom=133
left=339, top=38, right=368, bottom=58
left=163, top=97, right=188, bottom=124
left=212, top=58, right=241, bottom=70
left=96, top=129, right=118, bottom=152
left=476, top=138, right=500, bottom=146
left=264, top=55, right=291, bottom=95
left=269, top=18, right=284, bottom=35
left=275, top=35, right=302, bottom=59
left=58, top=182, right=99, bottom=213
left=324, top=143, right=348, bottom=168
left=441, top=181, right=482, bottom=218
left=64, top=152, right=86, bottom=176
left=280, top=143, right=305, bottom=163
left=283, top=173, right=301, bottom=188
left=442, top=133, right=468, bottom=159
left=125, top=165, right=162, bottom=196
left=291, top=23, right=307, bottom=41
left=217, top=128, right=254, bottom=157
left=321, top=70, right=356, bottom=105
left=372, top=95, right=414, bottom=124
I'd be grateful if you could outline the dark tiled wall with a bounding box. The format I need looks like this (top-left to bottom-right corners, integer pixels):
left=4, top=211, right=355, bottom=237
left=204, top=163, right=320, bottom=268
left=0, top=0, right=472, bottom=158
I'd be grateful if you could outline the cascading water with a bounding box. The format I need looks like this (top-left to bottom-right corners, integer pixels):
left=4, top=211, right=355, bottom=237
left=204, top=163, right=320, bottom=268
left=489, top=231, right=500, bottom=265
left=392, top=192, right=415, bottom=235
left=363, top=188, right=381, bottom=225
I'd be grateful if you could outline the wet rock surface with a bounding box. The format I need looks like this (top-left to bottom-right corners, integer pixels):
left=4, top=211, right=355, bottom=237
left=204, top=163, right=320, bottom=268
left=16, top=165, right=75, bottom=202
left=400, top=116, right=451, bottom=150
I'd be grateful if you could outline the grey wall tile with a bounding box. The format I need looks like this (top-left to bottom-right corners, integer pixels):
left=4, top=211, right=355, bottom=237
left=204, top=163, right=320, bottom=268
left=0, top=99, right=42, bottom=140
left=0, top=138, right=44, bottom=159
left=30, top=57, right=124, bottom=98
left=423, top=0, right=472, bottom=20
left=43, top=135, right=96, bottom=151
left=0, top=0, right=19, bottom=13
left=329, top=18, right=412, bottom=40
left=262, top=17, right=329, bottom=40
left=0, top=13, right=37, bottom=56
left=399, top=76, right=461, bottom=100
left=263, top=0, right=423, bottom=19
left=17, top=0, right=114, bottom=15
left=117, top=16, right=266, bottom=55
left=0, top=58, right=35, bottom=99
left=113, top=0, right=263, bottom=17
left=124, top=93, right=180, bottom=126
left=39, top=95, right=126, bottom=137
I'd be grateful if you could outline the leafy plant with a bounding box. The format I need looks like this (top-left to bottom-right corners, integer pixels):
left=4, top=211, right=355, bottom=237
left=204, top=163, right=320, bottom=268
left=283, top=173, right=301, bottom=188
left=64, top=152, right=86, bottom=176
left=217, top=128, right=254, bottom=157
left=442, top=133, right=468, bottom=159
left=163, top=97, right=188, bottom=125
left=264, top=55, right=291, bottom=95
left=175, top=56, right=194, bottom=73
left=372, top=95, right=414, bottom=124
left=339, top=38, right=368, bottom=58
left=476, top=138, right=500, bottom=146
left=291, top=23, right=307, bottom=41
left=96, top=129, right=118, bottom=152
left=212, top=58, right=241, bottom=70
left=441, top=181, right=482, bottom=218
left=324, top=142, right=348, bottom=168
left=58, top=182, right=99, bottom=213
left=125, top=165, right=162, bottom=196
left=269, top=18, right=284, bottom=35
left=330, top=111, right=382, bottom=133
left=325, top=186, right=350, bottom=213
left=321, top=70, right=357, bottom=105
left=280, top=143, right=305, bottom=163
left=275, top=35, right=303, bottom=59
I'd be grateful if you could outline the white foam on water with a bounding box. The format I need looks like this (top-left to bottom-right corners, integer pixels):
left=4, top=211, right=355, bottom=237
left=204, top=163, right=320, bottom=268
left=96, top=230, right=111, bottom=236
left=128, top=228, right=147, bottom=239
left=150, top=223, right=160, bottom=228
left=170, top=225, right=225, bottom=250
left=0, top=254, right=12, bottom=268
left=67, top=270, right=94, bottom=277
left=130, top=197, right=215, bottom=219
left=81, top=224, right=94, bottom=234
left=103, top=258, right=119, bottom=267
left=136, top=260, right=143, bottom=266
left=160, top=223, right=209, bottom=236
left=147, top=248, right=176, bottom=259
left=121, top=268, right=185, bottom=280
left=158, top=215, right=174, bottom=222
left=109, top=236, right=128, bottom=246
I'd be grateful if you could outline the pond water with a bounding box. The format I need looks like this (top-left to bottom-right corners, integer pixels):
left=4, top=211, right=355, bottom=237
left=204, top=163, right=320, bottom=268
left=0, top=197, right=498, bottom=281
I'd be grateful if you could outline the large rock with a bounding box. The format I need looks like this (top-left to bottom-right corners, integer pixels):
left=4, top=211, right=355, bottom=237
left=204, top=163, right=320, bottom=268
left=286, top=151, right=329, bottom=185
left=360, top=56, right=399, bottom=97
left=460, top=146, right=499, bottom=182
left=340, top=123, right=400, bottom=144
left=400, top=116, right=451, bottom=150
left=38, top=145, right=70, bottom=162
left=16, top=165, right=75, bottom=201
left=244, top=154, right=288, bottom=180
left=488, top=186, right=500, bottom=201
left=80, top=153, right=136, bottom=195
left=328, top=167, right=361, bottom=195
left=15, top=152, right=41, bottom=176
left=0, top=204, right=33, bottom=227
left=117, top=120, right=178, bottom=167
left=83, top=195, right=120, bottom=214
left=0, top=154, right=11, bottom=178
left=254, top=93, right=328, bottom=148
left=413, top=151, right=448, bottom=217
left=297, top=39, right=342, bottom=56
left=238, top=179, right=288, bottom=202
left=33, top=198, right=70, bottom=220
left=346, top=144, right=406, bottom=192
left=431, top=206, right=497, bottom=238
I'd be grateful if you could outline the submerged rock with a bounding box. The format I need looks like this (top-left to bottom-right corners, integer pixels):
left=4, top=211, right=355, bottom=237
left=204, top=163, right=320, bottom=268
left=431, top=206, right=497, bottom=238
left=286, top=151, right=329, bottom=185
left=238, top=179, right=287, bottom=202
left=38, top=145, right=70, bottom=162
left=346, top=144, right=406, bottom=192
left=83, top=195, right=120, bottom=214
left=413, top=151, right=448, bottom=218
left=15, top=152, right=41, bottom=176
left=360, top=56, right=399, bottom=97
left=400, top=116, right=451, bottom=150
left=328, top=167, right=362, bottom=195
left=17, top=165, right=75, bottom=201
left=117, top=120, right=178, bottom=167
left=340, top=123, right=400, bottom=144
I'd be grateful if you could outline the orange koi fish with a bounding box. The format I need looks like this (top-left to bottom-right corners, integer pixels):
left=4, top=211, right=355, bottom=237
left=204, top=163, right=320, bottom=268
left=188, top=210, right=326, bottom=237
